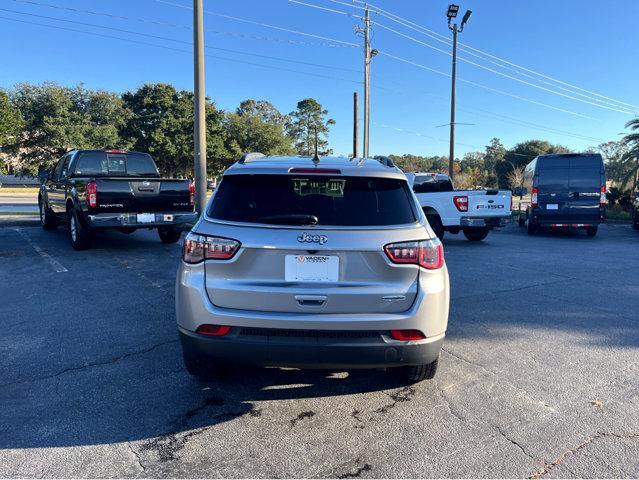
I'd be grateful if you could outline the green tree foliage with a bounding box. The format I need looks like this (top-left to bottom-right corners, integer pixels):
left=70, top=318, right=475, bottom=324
left=287, top=98, right=335, bottom=156
left=0, top=90, right=24, bottom=174
left=483, top=137, right=506, bottom=187
left=121, top=83, right=234, bottom=177
left=496, top=139, right=570, bottom=188
left=387, top=154, right=448, bottom=173
left=586, top=140, right=629, bottom=184
left=619, top=119, right=639, bottom=190
left=225, top=99, right=293, bottom=156
left=6, top=83, right=127, bottom=174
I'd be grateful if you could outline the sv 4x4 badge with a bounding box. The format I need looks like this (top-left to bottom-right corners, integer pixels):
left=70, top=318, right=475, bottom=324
left=297, top=232, right=328, bottom=245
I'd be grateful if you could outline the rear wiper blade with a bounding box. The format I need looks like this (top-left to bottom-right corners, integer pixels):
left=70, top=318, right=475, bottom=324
left=256, top=214, right=319, bottom=225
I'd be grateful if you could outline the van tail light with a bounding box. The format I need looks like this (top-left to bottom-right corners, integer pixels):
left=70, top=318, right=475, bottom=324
left=196, top=324, right=231, bottom=336
left=531, top=187, right=539, bottom=208
left=600, top=185, right=606, bottom=208
left=453, top=195, right=468, bottom=212
left=390, top=329, right=426, bottom=341
left=384, top=239, right=444, bottom=270
left=182, top=233, right=240, bottom=263
left=189, top=181, right=195, bottom=208
left=87, top=181, right=98, bottom=208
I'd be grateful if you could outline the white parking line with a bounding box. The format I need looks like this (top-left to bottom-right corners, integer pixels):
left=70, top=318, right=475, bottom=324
left=15, top=228, right=68, bottom=273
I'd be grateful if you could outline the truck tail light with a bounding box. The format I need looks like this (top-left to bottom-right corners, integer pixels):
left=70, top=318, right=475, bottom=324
left=600, top=185, right=606, bottom=208
left=189, top=181, right=195, bottom=208
left=453, top=195, right=468, bottom=212
left=182, top=233, right=240, bottom=263
left=196, top=324, right=231, bottom=336
left=384, top=239, right=444, bottom=270
left=390, top=329, right=426, bottom=341
left=87, top=181, right=98, bottom=208
left=531, top=187, right=539, bottom=208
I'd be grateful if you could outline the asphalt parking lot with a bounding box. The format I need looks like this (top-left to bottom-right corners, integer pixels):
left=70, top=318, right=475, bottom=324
left=1, top=223, right=638, bottom=478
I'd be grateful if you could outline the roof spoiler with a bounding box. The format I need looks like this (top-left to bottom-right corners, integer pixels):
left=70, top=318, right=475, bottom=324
left=238, top=152, right=266, bottom=164
left=376, top=156, right=396, bottom=168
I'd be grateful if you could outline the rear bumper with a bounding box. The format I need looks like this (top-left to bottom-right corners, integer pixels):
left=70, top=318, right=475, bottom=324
left=179, top=327, right=444, bottom=368
left=86, top=211, right=197, bottom=229
left=459, top=215, right=511, bottom=228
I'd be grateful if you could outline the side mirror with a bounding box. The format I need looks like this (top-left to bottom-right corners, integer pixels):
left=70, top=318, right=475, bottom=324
left=38, top=170, right=48, bottom=183
left=520, top=187, right=528, bottom=196
left=513, top=187, right=522, bottom=196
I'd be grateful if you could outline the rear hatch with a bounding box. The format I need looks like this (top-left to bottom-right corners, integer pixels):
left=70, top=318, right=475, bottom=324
left=537, top=155, right=604, bottom=223
left=199, top=173, right=428, bottom=315
left=465, top=190, right=512, bottom=217
left=73, top=151, right=192, bottom=213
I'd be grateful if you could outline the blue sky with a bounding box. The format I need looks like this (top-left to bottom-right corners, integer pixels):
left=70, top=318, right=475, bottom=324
left=0, top=0, right=637, bottom=158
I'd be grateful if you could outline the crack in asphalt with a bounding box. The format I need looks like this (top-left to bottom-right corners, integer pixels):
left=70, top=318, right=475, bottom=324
left=373, top=386, right=415, bottom=414
left=127, top=442, right=146, bottom=472
left=336, top=459, right=372, bottom=479
left=140, top=397, right=261, bottom=463
left=529, top=432, right=639, bottom=479
left=495, top=425, right=536, bottom=460
left=0, top=339, right=179, bottom=388
left=290, top=410, right=315, bottom=427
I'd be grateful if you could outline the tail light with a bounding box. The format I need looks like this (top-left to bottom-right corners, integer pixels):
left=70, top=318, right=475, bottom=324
left=86, top=181, right=98, bottom=208
left=531, top=187, right=539, bottom=208
left=390, top=329, right=426, bottom=341
left=453, top=195, right=468, bottom=212
left=600, top=185, right=606, bottom=208
left=196, top=324, right=231, bottom=336
left=384, top=239, right=444, bottom=270
left=182, top=233, right=240, bottom=263
left=189, top=181, right=195, bottom=208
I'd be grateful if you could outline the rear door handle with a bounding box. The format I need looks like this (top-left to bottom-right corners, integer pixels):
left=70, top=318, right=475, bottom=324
left=295, top=295, right=327, bottom=307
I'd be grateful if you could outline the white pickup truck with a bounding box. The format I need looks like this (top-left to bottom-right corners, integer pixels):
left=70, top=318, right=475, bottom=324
left=405, top=172, right=512, bottom=241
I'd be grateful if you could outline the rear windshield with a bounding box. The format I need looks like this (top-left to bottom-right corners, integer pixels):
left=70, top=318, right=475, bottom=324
left=208, top=174, right=418, bottom=226
left=412, top=175, right=454, bottom=193
left=73, top=152, right=159, bottom=177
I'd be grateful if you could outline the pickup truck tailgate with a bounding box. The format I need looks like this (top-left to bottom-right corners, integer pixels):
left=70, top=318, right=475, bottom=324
left=466, top=190, right=512, bottom=217
left=95, top=178, right=192, bottom=213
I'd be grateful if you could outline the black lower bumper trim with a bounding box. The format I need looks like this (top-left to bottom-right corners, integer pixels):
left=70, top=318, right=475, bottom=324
left=178, top=327, right=444, bottom=369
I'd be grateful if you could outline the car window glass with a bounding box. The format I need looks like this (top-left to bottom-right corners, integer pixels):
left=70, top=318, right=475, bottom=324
left=208, top=174, right=417, bottom=226
left=412, top=176, right=454, bottom=193
left=59, top=155, right=72, bottom=179
left=52, top=157, right=66, bottom=180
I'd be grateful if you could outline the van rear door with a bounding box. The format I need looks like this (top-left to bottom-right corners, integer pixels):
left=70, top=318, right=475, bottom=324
left=537, top=157, right=571, bottom=222
left=566, top=155, right=604, bottom=224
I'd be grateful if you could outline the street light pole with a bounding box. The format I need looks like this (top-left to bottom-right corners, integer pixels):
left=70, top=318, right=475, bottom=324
left=448, top=23, right=457, bottom=181
left=193, top=0, right=207, bottom=214
left=363, top=7, right=371, bottom=158
left=353, top=92, right=359, bottom=158
left=446, top=5, right=471, bottom=183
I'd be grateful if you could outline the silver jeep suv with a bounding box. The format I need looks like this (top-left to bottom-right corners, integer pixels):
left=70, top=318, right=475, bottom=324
left=176, top=155, right=450, bottom=383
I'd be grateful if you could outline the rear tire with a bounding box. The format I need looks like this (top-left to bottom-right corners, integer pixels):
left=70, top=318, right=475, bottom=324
left=463, top=228, right=489, bottom=242
left=426, top=213, right=445, bottom=240
left=67, top=207, right=92, bottom=250
left=183, top=350, right=213, bottom=379
left=39, top=198, right=57, bottom=231
left=586, top=226, right=598, bottom=237
left=400, top=357, right=439, bottom=384
left=526, top=218, right=538, bottom=235
left=518, top=216, right=526, bottom=227
left=632, top=209, right=639, bottom=230
left=158, top=226, right=181, bottom=244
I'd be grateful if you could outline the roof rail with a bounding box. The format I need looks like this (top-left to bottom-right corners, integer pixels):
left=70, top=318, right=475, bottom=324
left=238, top=152, right=266, bottom=164
left=376, top=156, right=395, bottom=168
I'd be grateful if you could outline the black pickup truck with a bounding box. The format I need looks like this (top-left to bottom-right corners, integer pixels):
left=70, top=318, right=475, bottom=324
left=38, top=149, right=197, bottom=250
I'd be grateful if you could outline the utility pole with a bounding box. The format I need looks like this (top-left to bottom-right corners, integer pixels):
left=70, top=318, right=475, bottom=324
left=363, top=7, right=371, bottom=158
left=193, top=0, right=207, bottom=214
left=446, top=5, right=472, bottom=182
left=353, top=92, right=359, bottom=158
left=448, top=23, right=457, bottom=181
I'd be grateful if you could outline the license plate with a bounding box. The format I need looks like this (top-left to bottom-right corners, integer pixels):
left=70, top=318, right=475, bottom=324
left=136, top=213, right=156, bottom=223
left=285, top=255, right=339, bottom=282
left=546, top=204, right=559, bottom=210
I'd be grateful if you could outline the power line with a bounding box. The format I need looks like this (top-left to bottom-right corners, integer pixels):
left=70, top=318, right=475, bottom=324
left=347, top=0, right=639, bottom=111
left=0, top=15, right=362, bottom=86
left=0, top=7, right=362, bottom=74
left=10, top=0, right=356, bottom=49
left=373, top=20, right=635, bottom=116
left=288, top=0, right=356, bottom=17
left=155, top=0, right=360, bottom=48
left=376, top=51, right=597, bottom=120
